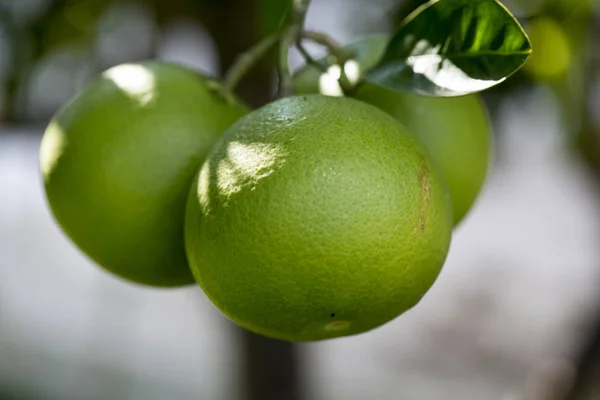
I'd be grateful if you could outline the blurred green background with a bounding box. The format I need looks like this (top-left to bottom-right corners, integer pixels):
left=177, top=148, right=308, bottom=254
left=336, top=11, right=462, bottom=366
left=1, top=0, right=600, bottom=399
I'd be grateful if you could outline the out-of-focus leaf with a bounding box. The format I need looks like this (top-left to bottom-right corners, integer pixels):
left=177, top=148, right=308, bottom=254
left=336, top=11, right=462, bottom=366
left=259, top=0, right=290, bottom=35
left=366, top=0, right=532, bottom=97
left=40, top=0, right=107, bottom=51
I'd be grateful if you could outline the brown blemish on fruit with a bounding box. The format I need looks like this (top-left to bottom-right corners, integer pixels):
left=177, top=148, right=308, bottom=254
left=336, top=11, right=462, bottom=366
left=416, top=163, right=431, bottom=234
left=325, top=321, right=350, bottom=331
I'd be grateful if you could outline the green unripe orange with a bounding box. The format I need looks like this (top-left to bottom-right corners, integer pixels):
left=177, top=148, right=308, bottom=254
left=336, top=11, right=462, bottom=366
left=294, top=36, right=492, bottom=224
left=185, top=95, right=453, bottom=341
left=40, top=62, right=248, bottom=286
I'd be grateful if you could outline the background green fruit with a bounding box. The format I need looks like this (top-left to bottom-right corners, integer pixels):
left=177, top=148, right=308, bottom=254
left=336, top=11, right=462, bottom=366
left=353, top=88, right=491, bottom=224
left=185, top=95, right=453, bottom=341
left=523, top=17, right=572, bottom=81
left=294, top=36, right=492, bottom=225
left=40, top=61, right=248, bottom=287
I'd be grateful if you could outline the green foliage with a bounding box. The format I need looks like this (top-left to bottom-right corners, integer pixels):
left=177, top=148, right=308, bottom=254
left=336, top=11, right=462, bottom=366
left=259, top=0, right=291, bottom=35
left=41, top=0, right=106, bottom=50
left=366, top=0, right=532, bottom=97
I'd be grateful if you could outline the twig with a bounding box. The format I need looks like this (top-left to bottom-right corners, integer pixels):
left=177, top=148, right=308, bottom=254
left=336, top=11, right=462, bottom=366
left=301, top=30, right=353, bottom=63
left=277, top=0, right=312, bottom=97
left=295, top=41, right=327, bottom=72
left=220, top=35, right=279, bottom=98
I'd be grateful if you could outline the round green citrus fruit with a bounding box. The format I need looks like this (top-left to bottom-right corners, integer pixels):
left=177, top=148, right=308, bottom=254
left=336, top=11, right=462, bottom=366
left=40, top=61, right=248, bottom=287
left=185, top=95, right=453, bottom=341
left=353, top=87, right=491, bottom=224
left=523, top=17, right=571, bottom=81
left=294, top=36, right=492, bottom=225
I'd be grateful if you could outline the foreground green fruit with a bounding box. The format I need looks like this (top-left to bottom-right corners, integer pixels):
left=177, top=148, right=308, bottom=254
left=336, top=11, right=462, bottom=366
left=294, top=36, right=492, bottom=224
left=40, top=61, right=248, bottom=286
left=185, top=95, right=453, bottom=341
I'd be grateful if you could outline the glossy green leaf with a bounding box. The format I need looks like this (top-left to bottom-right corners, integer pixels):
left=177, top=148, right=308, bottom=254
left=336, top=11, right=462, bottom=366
left=366, top=0, right=532, bottom=97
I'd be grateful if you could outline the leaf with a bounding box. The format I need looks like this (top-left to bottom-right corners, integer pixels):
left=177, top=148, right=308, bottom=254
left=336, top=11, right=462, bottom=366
left=259, top=0, right=292, bottom=36
left=366, top=0, right=532, bottom=97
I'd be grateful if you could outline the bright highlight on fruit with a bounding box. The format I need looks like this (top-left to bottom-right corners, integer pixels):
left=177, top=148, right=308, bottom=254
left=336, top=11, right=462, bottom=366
left=103, top=64, right=157, bottom=106
left=185, top=95, right=453, bottom=342
left=40, top=61, right=248, bottom=287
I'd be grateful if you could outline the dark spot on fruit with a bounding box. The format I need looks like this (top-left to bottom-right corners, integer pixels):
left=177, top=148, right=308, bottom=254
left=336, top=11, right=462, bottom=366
left=330, top=313, right=336, bottom=317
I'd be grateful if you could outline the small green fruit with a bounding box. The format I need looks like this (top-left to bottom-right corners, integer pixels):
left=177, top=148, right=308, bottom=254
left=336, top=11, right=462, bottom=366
left=40, top=61, right=248, bottom=286
left=185, top=95, right=453, bottom=341
left=523, top=17, right=572, bottom=81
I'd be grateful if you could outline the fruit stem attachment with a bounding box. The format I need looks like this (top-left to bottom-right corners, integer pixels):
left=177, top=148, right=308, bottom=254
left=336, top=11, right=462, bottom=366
left=277, top=0, right=312, bottom=97
left=300, top=30, right=355, bottom=93
left=220, top=35, right=279, bottom=98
